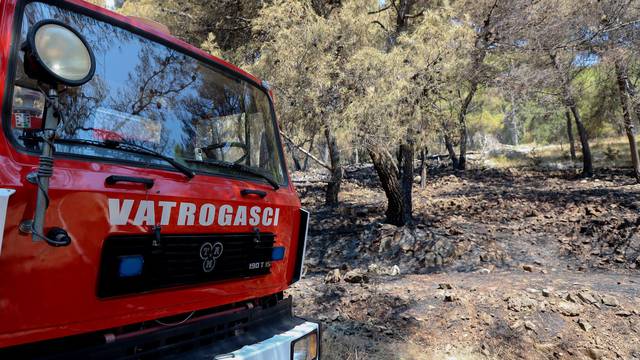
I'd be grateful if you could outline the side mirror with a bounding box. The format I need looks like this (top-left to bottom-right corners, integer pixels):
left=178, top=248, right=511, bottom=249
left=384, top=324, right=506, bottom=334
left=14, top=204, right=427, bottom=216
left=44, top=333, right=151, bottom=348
left=22, top=19, right=95, bottom=87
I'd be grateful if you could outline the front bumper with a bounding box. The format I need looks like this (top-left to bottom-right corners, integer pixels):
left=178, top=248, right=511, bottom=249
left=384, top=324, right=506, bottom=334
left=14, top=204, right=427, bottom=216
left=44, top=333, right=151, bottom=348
left=213, top=321, right=319, bottom=360
left=1, top=296, right=320, bottom=360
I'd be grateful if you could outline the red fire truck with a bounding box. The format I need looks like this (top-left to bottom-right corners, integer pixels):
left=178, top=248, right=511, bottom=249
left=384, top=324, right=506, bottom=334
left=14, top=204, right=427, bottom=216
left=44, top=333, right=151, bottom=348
left=0, top=0, right=318, bottom=358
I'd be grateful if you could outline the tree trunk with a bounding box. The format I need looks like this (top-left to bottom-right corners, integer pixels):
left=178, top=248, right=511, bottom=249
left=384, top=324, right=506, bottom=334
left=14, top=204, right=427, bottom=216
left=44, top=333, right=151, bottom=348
left=550, top=53, right=592, bottom=177
left=324, top=126, right=342, bottom=206
left=443, top=131, right=459, bottom=169
left=285, top=141, right=302, bottom=171
left=570, top=105, right=593, bottom=177
left=615, top=61, right=640, bottom=182
left=509, top=92, right=519, bottom=145
left=420, top=148, right=427, bottom=188
left=565, top=110, right=577, bottom=161
left=399, top=140, right=414, bottom=223
left=368, top=146, right=406, bottom=226
left=625, top=75, right=640, bottom=128
left=457, top=82, right=478, bottom=170
left=302, top=135, right=315, bottom=171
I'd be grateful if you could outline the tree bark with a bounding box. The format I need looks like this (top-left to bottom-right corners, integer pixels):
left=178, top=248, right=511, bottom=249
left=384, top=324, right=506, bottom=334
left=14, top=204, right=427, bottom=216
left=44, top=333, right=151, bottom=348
left=399, top=140, right=414, bottom=223
left=565, top=110, right=577, bottom=161
left=457, top=82, right=478, bottom=170
left=420, top=148, right=427, bottom=188
left=570, top=105, right=593, bottom=177
left=285, top=141, right=302, bottom=171
left=625, top=74, right=640, bottom=128
left=368, top=145, right=406, bottom=226
left=615, top=61, right=640, bottom=182
left=302, top=135, right=315, bottom=171
left=324, top=126, right=342, bottom=206
left=443, top=131, right=459, bottom=169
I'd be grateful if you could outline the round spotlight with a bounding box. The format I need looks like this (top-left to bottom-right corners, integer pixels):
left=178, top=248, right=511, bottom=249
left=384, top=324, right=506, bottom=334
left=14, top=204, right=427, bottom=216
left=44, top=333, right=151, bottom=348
left=23, top=20, right=95, bottom=87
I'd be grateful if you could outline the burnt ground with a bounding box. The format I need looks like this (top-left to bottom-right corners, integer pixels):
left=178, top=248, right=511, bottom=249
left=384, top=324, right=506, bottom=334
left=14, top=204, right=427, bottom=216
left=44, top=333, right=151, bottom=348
left=287, top=166, right=640, bottom=359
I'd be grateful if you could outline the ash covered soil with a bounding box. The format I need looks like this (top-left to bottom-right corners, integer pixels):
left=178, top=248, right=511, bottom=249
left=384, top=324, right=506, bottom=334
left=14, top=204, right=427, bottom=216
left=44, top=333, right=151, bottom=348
left=287, top=166, right=640, bottom=359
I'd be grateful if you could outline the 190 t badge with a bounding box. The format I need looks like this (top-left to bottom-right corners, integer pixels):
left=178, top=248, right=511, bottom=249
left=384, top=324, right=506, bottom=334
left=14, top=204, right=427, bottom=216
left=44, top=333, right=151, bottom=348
left=199, top=242, right=223, bottom=273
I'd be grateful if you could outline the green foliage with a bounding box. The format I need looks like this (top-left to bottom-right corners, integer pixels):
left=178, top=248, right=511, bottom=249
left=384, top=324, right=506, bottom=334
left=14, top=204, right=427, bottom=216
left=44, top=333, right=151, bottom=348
left=119, top=0, right=640, bottom=163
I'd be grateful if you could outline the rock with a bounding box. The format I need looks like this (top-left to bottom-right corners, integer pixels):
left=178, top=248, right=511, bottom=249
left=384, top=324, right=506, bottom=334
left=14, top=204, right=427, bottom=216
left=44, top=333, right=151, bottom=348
left=444, top=292, right=457, bottom=302
left=438, top=283, right=453, bottom=290
left=390, top=265, right=401, bottom=276
left=343, top=269, right=369, bottom=284
left=522, top=264, right=535, bottom=272
left=478, top=312, right=493, bottom=325
left=324, top=269, right=341, bottom=283
left=398, top=228, right=416, bottom=251
left=557, top=301, right=581, bottom=316
left=578, top=319, right=592, bottom=332
left=577, top=291, right=598, bottom=305
left=507, top=296, right=538, bottom=312
left=615, top=310, right=632, bottom=317
left=477, top=267, right=492, bottom=275
left=367, top=263, right=380, bottom=273
left=542, top=288, right=553, bottom=297
left=565, top=293, right=579, bottom=303
left=524, top=320, right=537, bottom=333
left=601, top=295, right=619, bottom=307
left=510, top=319, right=524, bottom=330
left=586, top=348, right=606, bottom=360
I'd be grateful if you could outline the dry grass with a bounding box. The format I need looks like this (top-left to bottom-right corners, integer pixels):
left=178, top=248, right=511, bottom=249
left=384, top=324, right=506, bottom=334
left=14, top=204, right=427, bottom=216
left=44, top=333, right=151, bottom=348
left=482, top=136, right=637, bottom=170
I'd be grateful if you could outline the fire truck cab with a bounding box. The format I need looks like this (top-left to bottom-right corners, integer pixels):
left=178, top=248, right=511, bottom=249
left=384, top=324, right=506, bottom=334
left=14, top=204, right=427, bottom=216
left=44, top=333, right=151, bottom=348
left=0, top=0, right=318, bottom=359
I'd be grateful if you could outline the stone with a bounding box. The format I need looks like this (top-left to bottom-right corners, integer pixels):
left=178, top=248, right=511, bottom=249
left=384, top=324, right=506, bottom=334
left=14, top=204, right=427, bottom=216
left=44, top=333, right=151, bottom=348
left=601, top=295, right=619, bottom=307
left=343, top=269, right=369, bottom=284
left=615, top=310, right=632, bottom=317
left=444, top=292, right=457, bottom=302
left=390, top=265, right=401, bottom=276
left=524, top=320, right=537, bottom=333
left=577, top=291, right=598, bottom=305
left=565, top=293, right=579, bottom=303
left=398, top=228, right=416, bottom=251
left=522, top=264, right=535, bottom=272
left=438, top=283, right=453, bottom=290
left=586, top=348, right=606, bottom=360
left=542, top=288, right=553, bottom=297
left=478, top=312, right=493, bottom=325
left=324, top=269, right=341, bottom=283
left=507, top=296, right=537, bottom=312
left=578, top=319, right=592, bottom=332
left=557, top=301, right=581, bottom=316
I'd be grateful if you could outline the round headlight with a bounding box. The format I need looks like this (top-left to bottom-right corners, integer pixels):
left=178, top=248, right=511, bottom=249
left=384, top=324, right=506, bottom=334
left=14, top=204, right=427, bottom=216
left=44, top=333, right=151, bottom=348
left=23, top=20, right=95, bottom=86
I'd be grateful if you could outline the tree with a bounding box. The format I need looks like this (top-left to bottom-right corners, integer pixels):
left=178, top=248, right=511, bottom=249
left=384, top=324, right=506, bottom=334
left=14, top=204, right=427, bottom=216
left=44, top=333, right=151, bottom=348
left=614, top=58, right=640, bottom=182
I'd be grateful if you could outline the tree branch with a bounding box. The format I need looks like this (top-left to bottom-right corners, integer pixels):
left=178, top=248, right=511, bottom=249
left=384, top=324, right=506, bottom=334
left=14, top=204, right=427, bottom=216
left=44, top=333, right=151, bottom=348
left=368, top=4, right=392, bottom=14
left=280, top=131, right=332, bottom=171
left=371, top=20, right=389, bottom=32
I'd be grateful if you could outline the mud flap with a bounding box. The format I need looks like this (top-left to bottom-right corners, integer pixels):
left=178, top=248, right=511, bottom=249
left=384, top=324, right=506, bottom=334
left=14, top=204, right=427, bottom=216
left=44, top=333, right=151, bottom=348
left=0, top=189, right=16, bottom=255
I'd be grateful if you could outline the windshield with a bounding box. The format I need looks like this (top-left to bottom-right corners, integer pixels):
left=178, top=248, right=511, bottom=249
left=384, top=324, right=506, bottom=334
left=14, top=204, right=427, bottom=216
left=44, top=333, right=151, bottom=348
left=9, top=2, right=286, bottom=185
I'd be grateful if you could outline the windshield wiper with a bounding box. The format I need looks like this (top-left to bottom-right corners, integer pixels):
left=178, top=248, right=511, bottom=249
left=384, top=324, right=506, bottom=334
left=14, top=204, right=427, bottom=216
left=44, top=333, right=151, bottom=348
left=185, top=158, right=279, bottom=190
left=53, top=138, right=195, bottom=179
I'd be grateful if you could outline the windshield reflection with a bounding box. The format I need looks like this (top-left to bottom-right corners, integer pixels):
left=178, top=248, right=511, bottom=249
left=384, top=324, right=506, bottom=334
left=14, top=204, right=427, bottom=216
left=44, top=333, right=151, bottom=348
left=10, top=1, right=285, bottom=184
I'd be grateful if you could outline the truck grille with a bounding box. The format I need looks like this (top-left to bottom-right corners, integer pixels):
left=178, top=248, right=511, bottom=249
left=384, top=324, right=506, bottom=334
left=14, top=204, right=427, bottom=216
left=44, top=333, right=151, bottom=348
left=98, top=232, right=275, bottom=297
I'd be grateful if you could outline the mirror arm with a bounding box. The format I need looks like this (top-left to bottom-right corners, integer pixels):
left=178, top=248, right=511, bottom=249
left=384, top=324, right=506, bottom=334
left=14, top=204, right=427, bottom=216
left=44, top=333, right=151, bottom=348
left=31, top=88, right=60, bottom=243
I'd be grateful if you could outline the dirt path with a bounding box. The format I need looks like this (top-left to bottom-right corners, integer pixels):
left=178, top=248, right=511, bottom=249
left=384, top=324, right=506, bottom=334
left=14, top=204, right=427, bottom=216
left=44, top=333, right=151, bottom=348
left=291, top=167, right=640, bottom=359
left=290, top=270, right=639, bottom=359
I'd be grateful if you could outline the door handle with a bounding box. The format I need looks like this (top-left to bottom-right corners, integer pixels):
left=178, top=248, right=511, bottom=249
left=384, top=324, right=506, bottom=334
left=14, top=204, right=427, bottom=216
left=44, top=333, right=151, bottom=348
left=240, top=189, right=267, bottom=198
left=105, top=175, right=154, bottom=189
